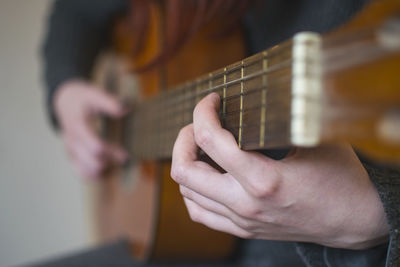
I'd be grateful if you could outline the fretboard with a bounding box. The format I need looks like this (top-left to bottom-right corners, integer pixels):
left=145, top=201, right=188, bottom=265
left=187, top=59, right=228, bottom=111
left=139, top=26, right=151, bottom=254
left=124, top=32, right=323, bottom=160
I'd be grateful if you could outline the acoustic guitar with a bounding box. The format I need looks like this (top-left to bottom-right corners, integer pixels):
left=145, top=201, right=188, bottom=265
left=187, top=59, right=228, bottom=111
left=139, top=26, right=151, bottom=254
left=90, top=0, right=400, bottom=263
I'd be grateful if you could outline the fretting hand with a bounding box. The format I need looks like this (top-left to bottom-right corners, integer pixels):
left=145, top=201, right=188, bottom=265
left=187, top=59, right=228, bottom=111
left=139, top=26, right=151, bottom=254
left=54, top=79, right=127, bottom=179
left=171, top=93, right=389, bottom=249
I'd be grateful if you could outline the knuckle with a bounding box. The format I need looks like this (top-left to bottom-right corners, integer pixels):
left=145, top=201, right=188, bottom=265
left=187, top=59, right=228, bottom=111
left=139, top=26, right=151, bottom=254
left=170, top=164, right=188, bottom=184
left=194, top=128, right=212, bottom=149
left=236, top=204, right=261, bottom=220
left=235, top=218, right=256, bottom=231
left=248, top=180, right=279, bottom=199
left=176, top=125, right=191, bottom=142
left=179, top=125, right=192, bottom=135
left=263, top=214, right=279, bottom=225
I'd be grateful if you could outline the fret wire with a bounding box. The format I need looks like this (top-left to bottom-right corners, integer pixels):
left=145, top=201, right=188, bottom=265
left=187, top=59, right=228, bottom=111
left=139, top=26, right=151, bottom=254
left=238, top=61, right=244, bottom=148
left=260, top=51, right=268, bottom=147
left=223, top=67, right=227, bottom=123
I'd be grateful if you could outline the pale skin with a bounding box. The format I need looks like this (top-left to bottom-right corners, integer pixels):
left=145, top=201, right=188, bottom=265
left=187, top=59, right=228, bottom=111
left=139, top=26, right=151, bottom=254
left=171, top=92, right=390, bottom=249
left=54, top=79, right=127, bottom=179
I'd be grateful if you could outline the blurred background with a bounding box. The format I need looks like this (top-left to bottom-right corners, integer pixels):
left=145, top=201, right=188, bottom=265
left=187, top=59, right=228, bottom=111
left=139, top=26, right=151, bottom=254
left=0, top=1, right=90, bottom=266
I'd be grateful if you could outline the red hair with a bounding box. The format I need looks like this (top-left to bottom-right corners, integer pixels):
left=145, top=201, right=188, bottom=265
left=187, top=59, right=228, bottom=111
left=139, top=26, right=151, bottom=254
left=128, top=0, right=253, bottom=71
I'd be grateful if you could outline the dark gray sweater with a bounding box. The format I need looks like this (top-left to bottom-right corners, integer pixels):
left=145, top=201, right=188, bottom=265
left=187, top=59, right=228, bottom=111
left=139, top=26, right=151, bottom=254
left=42, top=0, right=400, bottom=266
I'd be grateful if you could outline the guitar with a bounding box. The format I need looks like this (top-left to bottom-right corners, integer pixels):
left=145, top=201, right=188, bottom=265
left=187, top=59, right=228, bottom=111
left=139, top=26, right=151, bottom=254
left=90, top=0, right=400, bottom=263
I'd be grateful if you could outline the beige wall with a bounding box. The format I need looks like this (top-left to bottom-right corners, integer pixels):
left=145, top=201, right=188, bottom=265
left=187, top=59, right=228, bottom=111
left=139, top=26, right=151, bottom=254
left=0, top=1, right=90, bottom=266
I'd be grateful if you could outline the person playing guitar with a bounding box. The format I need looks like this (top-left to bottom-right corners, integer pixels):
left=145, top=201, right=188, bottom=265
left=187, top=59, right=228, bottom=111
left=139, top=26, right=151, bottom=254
left=41, top=0, right=400, bottom=266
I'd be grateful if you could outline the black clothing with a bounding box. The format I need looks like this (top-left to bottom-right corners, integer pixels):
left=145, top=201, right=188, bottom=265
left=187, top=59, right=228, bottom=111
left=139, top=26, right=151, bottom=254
left=41, top=0, right=400, bottom=266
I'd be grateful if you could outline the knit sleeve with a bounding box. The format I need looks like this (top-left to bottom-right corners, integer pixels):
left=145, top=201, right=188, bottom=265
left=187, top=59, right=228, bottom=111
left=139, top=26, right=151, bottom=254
left=41, top=0, right=128, bottom=128
left=364, top=162, right=400, bottom=266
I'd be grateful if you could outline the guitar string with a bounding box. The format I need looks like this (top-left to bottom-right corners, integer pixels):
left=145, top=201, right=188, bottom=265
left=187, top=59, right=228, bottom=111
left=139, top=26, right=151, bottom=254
left=151, top=26, right=382, bottom=102
left=133, top=66, right=294, bottom=151
left=129, top=43, right=389, bottom=154
left=138, top=41, right=387, bottom=114
left=132, top=127, right=292, bottom=157
left=133, top=87, right=291, bottom=135
left=134, top=103, right=291, bottom=142
left=140, top=77, right=291, bottom=118
left=145, top=59, right=292, bottom=107
left=141, top=97, right=290, bottom=127
left=125, top=27, right=383, bottom=121
left=138, top=47, right=390, bottom=145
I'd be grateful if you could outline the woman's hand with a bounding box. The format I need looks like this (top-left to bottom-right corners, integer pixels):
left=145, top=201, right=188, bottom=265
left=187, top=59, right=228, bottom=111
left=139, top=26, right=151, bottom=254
left=171, top=93, right=389, bottom=249
left=54, top=80, right=127, bottom=180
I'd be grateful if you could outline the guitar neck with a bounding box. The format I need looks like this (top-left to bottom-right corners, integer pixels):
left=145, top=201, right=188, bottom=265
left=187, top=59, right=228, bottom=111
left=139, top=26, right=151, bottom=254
left=125, top=18, right=400, bottom=162
left=127, top=33, right=321, bottom=160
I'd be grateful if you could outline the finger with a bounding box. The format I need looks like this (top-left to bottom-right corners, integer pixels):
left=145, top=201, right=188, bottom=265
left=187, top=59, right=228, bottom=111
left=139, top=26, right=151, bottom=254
left=180, top=185, right=233, bottom=218
left=183, top=198, right=252, bottom=239
left=171, top=124, right=238, bottom=205
left=181, top=184, right=258, bottom=230
left=193, top=93, right=280, bottom=195
left=72, top=120, right=108, bottom=160
left=105, top=143, right=128, bottom=164
left=171, top=124, right=198, bottom=162
left=70, top=157, right=98, bottom=181
left=67, top=139, right=104, bottom=179
left=66, top=119, right=127, bottom=169
left=85, top=89, right=125, bottom=117
left=68, top=107, right=126, bottom=166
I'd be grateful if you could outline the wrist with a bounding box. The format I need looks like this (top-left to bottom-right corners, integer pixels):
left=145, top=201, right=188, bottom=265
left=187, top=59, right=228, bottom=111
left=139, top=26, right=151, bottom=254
left=334, top=178, right=389, bottom=250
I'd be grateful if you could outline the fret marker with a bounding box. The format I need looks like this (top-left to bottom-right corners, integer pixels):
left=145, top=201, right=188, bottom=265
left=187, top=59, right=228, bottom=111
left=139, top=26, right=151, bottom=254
left=260, top=51, right=268, bottom=147
left=239, top=61, right=244, bottom=149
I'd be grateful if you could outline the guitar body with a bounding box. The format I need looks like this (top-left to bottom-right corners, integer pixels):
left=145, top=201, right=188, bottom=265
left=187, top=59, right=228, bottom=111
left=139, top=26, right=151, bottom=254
left=92, top=3, right=246, bottom=262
